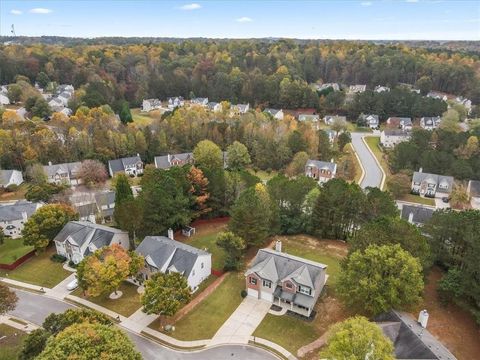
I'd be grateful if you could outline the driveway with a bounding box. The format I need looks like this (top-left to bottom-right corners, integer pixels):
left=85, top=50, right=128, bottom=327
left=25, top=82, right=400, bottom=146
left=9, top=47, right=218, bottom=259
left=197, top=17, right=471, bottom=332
left=47, top=272, right=76, bottom=299
left=351, top=132, right=384, bottom=189
left=9, top=289, right=278, bottom=360
left=210, top=296, right=271, bottom=345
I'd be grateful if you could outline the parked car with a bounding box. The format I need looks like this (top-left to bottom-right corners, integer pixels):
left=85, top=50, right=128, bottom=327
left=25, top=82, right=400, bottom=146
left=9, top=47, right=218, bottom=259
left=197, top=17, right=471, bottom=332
left=66, top=278, right=78, bottom=291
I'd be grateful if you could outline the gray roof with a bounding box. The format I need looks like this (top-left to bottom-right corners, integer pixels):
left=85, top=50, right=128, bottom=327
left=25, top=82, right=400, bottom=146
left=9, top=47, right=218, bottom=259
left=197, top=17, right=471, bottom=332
left=108, top=156, right=142, bottom=174
left=94, top=191, right=115, bottom=206
left=412, top=171, right=454, bottom=193
left=53, top=221, right=125, bottom=248
left=468, top=180, right=480, bottom=198
left=401, top=205, right=435, bottom=225
left=191, top=97, right=208, bottom=104
left=0, top=201, right=40, bottom=222
left=136, top=236, right=210, bottom=278
left=383, top=129, right=411, bottom=137
left=376, top=310, right=457, bottom=360
left=154, top=153, right=194, bottom=169
left=264, top=108, right=281, bottom=116
left=207, top=102, right=220, bottom=109
left=43, top=162, right=81, bottom=179
left=0, top=170, right=17, bottom=186
left=305, top=159, right=337, bottom=173
left=76, top=203, right=98, bottom=218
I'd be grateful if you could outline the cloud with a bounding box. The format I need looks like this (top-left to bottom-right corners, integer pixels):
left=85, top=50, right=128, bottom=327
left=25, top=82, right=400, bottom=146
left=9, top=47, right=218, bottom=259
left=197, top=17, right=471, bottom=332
left=236, top=17, right=253, bottom=23
left=29, top=8, right=53, bottom=14
left=10, top=9, right=22, bottom=15
left=180, top=3, right=201, bottom=10
left=361, top=1, right=373, bottom=6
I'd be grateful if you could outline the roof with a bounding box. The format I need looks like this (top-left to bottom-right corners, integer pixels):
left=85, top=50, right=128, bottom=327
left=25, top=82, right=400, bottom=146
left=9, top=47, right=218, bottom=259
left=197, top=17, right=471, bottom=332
left=0, top=170, right=18, bottom=186
left=0, top=201, right=40, bottom=222
left=53, top=221, right=125, bottom=248
left=76, top=203, right=98, bottom=218
left=264, top=108, right=282, bottom=116
left=207, top=102, right=220, bottom=109
left=468, top=180, right=480, bottom=198
left=375, top=310, right=457, bottom=360
left=412, top=171, right=454, bottom=193
left=154, top=152, right=193, bottom=169
left=43, top=162, right=81, bottom=179
left=136, top=236, right=210, bottom=279
left=401, top=205, right=435, bottom=225
left=94, top=191, right=115, bottom=206
left=108, top=156, right=142, bottom=174
left=305, top=160, right=337, bottom=173
left=383, top=129, right=411, bottom=137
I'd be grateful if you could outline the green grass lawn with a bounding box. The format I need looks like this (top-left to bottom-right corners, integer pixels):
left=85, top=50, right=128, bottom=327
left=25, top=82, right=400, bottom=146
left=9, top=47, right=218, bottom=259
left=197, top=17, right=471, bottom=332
left=400, top=193, right=436, bottom=206
left=0, top=238, right=33, bottom=264
left=247, top=169, right=278, bottom=182
left=161, top=272, right=245, bottom=341
left=185, top=232, right=226, bottom=270
left=0, top=247, right=70, bottom=288
left=131, top=108, right=155, bottom=127
left=72, top=281, right=142, bottom=317
left=0, top=324, right=27, bottom=360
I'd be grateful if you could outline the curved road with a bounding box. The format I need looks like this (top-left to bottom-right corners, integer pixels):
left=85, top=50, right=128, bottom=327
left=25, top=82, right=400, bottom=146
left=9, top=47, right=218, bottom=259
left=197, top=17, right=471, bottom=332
left=351, top=132, right=383, bottom=189
left=9, top=289, right=278, bottom=360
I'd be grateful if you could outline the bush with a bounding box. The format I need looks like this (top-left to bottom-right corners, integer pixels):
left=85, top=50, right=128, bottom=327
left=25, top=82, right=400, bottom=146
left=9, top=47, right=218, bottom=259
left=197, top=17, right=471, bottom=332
left=437, top=267, right=463, bottom=305
left=50, top=254, right=67, bottom=263
left=5, top=184, right=18, bottom=192
left=240, top=289, right=247, bottom=298
left=68, top=260, right=78, bottom=268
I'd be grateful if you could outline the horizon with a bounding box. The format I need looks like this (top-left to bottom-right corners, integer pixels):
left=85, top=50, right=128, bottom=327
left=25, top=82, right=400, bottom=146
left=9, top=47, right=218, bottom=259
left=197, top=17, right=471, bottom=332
left=1, top=0, right=479, bottom=41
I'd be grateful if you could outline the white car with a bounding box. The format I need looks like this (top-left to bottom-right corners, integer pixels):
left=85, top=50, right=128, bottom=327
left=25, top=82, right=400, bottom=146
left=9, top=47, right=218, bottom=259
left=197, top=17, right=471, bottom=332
left=66, top=278, right=78, bottom=291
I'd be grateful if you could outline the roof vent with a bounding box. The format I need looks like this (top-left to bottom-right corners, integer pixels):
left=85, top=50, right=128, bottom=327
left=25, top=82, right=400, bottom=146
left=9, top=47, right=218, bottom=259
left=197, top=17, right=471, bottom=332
left=167, top=228, right=174, bottom=240
left=275, top=240, right=282, bottom=253
left=418, top=309, right=429, bottom=329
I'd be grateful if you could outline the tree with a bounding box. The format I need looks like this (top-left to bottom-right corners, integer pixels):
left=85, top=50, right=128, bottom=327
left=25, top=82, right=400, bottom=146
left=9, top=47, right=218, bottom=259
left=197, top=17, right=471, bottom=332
left=0, top=283, right=17, bottom=315
left=7, top=84, right=22, bottom=103
left=216, top=231, right=246, bottom=270
left=187, top=166, right=211, bottom=217
left=24, top=183, right=64, bottom=202
left=37, top=322, right=141, bottom=360
left=386, top=172, right=411, bottom=198
left=36, top=72, right=50, bottom=89
left=77, top=159, right=108, bottom=187
left=226, top=141, right=251, bottom=170
left=285, top=151, right=309, bottom=177
left=287, top=130, right=308, bottom=154
left=416, top=75, right=433, bottom=96
left=113, top=173, right=133, bottom=223
left=331, top=116, right=347, bottom=136
left=337, top=131, right=351, bottom=152
left=317, top=130, right=333, bottom=161
left=76, top=244, right=143, bottom=297
left=114, top=199, right=143, bottom=247
left=440, top=109, right=461, bottom=132
left=42, top=308, right=112, bottom=335
left=119, top=101, right=133, bottom=123
left=362, top=187, right=399, bottom=222
left=142, top=272, right=191, bottom=326
left=320, top=316, right=395, bottom=360
left=193, top=139, right=223, bottom=170
left=449, top=184, right=470, bottom=209
left=229, top=183, right=278, bottom=246
left=337, top=244, right=424, bottom=316
left=22, top=204, right=78, bottom=251
left=26, top=163, right=48, bottom=184
left=30, top=97, right=52, bottom=119
left=19, top=329, right=50, bottom=360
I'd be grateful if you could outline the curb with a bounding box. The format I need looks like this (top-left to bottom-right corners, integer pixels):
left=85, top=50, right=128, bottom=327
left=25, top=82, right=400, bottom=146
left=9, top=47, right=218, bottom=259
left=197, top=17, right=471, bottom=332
left=349, top=142, right=365, bottom=186
left=361, top=135, right=386, bottom=190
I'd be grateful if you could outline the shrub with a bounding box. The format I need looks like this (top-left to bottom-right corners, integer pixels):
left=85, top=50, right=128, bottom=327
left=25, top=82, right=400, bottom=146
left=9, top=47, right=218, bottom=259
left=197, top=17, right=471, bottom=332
left=50, top=254, right=67, bottom=263
left=68, top=260, right=78, bottom=268
left=5, top=184, right=18, bottom=192
left=240, top=289, right=247, bottom=298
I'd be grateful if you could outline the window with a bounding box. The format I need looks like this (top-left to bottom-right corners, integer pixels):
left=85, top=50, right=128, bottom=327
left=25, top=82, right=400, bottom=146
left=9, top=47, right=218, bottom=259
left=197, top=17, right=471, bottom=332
left=298, top=286, right=311, bottom=296
left=263, top=280, right=271, bottom=288
left=201, top=262, right=204, bottom=269
left=285, top=282, right=293, bottom=289
left=249, top=277, right=257, bottom=285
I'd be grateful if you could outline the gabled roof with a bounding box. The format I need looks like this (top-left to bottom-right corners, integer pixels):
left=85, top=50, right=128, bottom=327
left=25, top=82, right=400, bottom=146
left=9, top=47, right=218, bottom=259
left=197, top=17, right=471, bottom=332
left=412, top=171, right=454, bottom=192
left=306, top=159, right=337, bottom=173
left=43, top=162, right=81, bottom=179
left=108, top=156, right=142, bottom=173
left=383, top=129, right=411, bottom=137
left=401, top=205, right=435, bottom=225
left=154, top=152, right=193, bottom=169
left=0, top=170, right=19, bottom=186
left=53, top=221, right=125, bottom=248
left=264, top=108, right=282, bottom=116
left=468, top=180, right=480, bottom=198
left=94, top=191, right=115, bottom=206
left=0, top=201, right=40, bottom=222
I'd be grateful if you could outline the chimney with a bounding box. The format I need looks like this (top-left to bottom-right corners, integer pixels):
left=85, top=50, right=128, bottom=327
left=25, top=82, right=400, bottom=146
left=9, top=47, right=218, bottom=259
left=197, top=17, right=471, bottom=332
left=167, top=228, right=174, bottom=240
left=136, top=153, right=140, bottom=158
left=419, top=167, right=423, bottom=173
left=275, top=240, right=282, bottom=252
left=48, top=161, right=53, bottom=166
left=418, top=309, right=429, bottom=329
left=21, top=211, right=28, bottom=221
left=408, top=212, right=414, bottom=224
left=167, top=154, right=171, bottom=163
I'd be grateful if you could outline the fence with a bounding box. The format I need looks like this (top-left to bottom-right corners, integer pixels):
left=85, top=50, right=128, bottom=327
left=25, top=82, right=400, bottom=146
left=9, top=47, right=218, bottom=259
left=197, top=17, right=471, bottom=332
left=0, top=249, right=36, bottom=270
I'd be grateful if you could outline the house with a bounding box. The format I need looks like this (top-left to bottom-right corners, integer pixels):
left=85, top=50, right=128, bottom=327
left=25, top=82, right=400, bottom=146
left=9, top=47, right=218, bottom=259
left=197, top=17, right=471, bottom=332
left=420, top=117, right=441, bottom=130
left=167, top=97, right=185, bottom=110
left=135, top=235, right=211, bottom=291
left=374, top=85, right=390, bottom=93
left=108, top=155, right=143, bottom=177
left=154, top=153, right=194, bottom=170
left=305, top=160, right=337, bottom=184
left=386, top=117, right=413, bottom=131
left=191, top=97, right=209, bottom=106
left=56, top=84, right=74, bottom=96
left=245, top=241, right=327, bottom=317
left=324, top=115, right=346, bottom=126
left=298, top=114, right=320, bottom=122
left=455, top=96, right=472, bottom=113
left=411, top=170, right=454, bottom=198
left=264, top=108, right=284, bottom=120
left=207, top=102, right=222, bottom=112
left=380, top=130, right=411, bottom=148
left=71, top=191, right=115, bottom=224
left=0, top=93, right=9, bottom=105
left=467, top=180, right=480, bottom=210
left=43, top=161, right=82, bottom=186
left=401, top=204, right=435, bottom=227
left=315, top=83, right=340, bottom=92
left=95, top=191, right=115, bottom=222
left=0, top=170, right=23, bottom=188
left=142, top=99, right=162, bottom=112
left=48, top=97, right=65, bottom=112
left=358, top=114, right=379, bottom=129
left=348, top=84, right=366, bottom=93
left=375, top=310, right=457, bottom=360
left=0, top=201, right=42, bottom=238
left=325, top=130, right=336, bottom=144
left=231, top=103, right=250, bottom=115
left=54, top=221, right=129, bottom=264
left=427, top=91, right=452, bottom=102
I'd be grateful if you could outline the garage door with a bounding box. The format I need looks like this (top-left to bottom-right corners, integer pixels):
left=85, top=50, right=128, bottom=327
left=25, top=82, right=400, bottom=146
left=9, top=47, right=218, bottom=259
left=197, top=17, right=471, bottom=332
left=260, top=291, right=273, bottom=302
left=247, top=288, right=258, bottom=298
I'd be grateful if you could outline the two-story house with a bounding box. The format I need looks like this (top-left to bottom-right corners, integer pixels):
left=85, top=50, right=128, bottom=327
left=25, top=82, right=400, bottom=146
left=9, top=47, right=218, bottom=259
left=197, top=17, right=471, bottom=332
left=191, top=97, right=209, bottom=107
left=374, top=85, right=390, bottom=93
left=142, top=98, right=162, bottom=112
left=135, top=235, right=211, bottom=291
left=108, top=155, right=143, bottom=177
left=358, top=114, right=380, bottom=129
left=0, top=170, right=23, bottom=188
left=401, top=204, right=435, bottom=227
left=154, top=153, right=194, bottom=170
left=231, top=103, right=250, bottom=115
left=467, top=180, right=480, bottom=210
left=324, top=115, right=346, bottom=126
left=43, top=161, right=82, bottom=186
left=71, top=191, right=115, bottom=224
left=386, top=117, right=412, bottom=131
left=54, top=221, right=129, bottom=264
left=411, top=170, right=454, bottom=198
left=380, top=129, right=411, bottom=148
left=420, top=117, right=441, bottom=130
left=0, top=201, right=43, bottom=238
left=245, top=241, right=327, bottom=317
left=167, top=97, right=185, bottom=110
left=348, top=84, right=367, bottom=93
left=207, top=102, right=222, bottom=112
left=264, top=108, right=284, bottom=120
left=305, top=160, right=337, bottom=184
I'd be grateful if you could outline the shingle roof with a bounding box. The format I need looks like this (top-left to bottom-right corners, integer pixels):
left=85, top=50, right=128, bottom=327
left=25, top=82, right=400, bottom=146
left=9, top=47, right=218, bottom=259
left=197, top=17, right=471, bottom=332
left=108, top=156, right=142, bottom=174
left=53, top=221, right=125, bottom=248
left=412, top=171, right=454, bottom=193
left=401, top=205, right=435, bottom=225
left=43, top=162, right=81, bottom=179
left=264, top=108, right=281, bottom=116
left=0, top=201, right=40, bottom=222
left=154, top=153, right=194, bottom=169
left=136, top=236, right=210, bottom=278
left=94, top=191, right=115, bottom=206
left=305, top=160, right=337, bottom=173
left=0, top=170, right=15, bottom=186
left=468, top=180, right=480, bottom=198
left=383, top=129, right=411, bottom=137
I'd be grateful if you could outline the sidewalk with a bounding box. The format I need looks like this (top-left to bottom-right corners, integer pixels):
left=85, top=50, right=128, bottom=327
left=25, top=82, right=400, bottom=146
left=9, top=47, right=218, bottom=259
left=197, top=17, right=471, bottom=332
left=0, top=277, right=47, bottom=293
left=46, top=273, right=76, bottom=299
left=251, top=336, right=297, bottom=360
left=0, top=315, right=39, bottom=333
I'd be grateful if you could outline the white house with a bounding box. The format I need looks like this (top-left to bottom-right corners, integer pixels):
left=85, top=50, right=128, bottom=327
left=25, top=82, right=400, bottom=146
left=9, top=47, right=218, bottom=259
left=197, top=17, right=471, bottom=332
left=142, top=99, right=162, bottom=112
left=0, top=201, right=43, bottom=238
left=305, top=160, right=337, bottom=184
left=108, top=155, right=143, bottom=177
left=207, top=102, right=222, bottom=112
left=315, top=83, right=340, bottom=92
left=0, top=94, right=9, bottom=105
left=135, top=235, right=212, bottom=291
left=43, top=161, right=82, bottom=186
left=349, top=84, right=366, bottom=93
left=191, top=97, right=209, bottom=106
left=48, top=97, right=65, bottom=112
left=420, top=117, right=441, bottom=130
left=380, top=130, right=411, bottom=148
left=298, top=114, right=320, bottom=122
left=359, top=114, right=379, bottom=129
left=374, top=85, right=390, bottom=93
left=231, top=103, right=250, bottom=115
left=324, top=115, right=346, bottom=126
left=411, top=170, right=454, bottom=198
left=467, top=180, right=480, bottom=210
left=264, top=108, right=284, bottom=120
left=0, top=170, right=23, bottom=188
left=167, top=97, right=185, bottom=110
left=54, top=221, right=129, bottom=264
left=386, top=117, right=413, bottom=131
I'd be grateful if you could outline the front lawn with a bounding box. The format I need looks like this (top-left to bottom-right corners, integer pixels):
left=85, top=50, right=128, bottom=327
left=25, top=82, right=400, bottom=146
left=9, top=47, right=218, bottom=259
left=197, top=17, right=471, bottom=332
left=159, top=272, right=245, bottom=340
left=0, top=247, right=70, bottom=288
left=0, top=238, right=33, bottom=264
left=0, top=324, right=27, bottom=360
left=130, top=108, right=155, bottom=127
left=0, top=183, right=28, bottom=201
left=400, top=193, right=436, bottom=206
left=72, top=281, right=142, bottom=317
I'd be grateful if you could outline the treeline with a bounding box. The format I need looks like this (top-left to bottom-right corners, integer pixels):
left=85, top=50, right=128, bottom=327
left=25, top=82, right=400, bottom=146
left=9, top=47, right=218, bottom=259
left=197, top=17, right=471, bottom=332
left=1, top=40, right=479, bottom=109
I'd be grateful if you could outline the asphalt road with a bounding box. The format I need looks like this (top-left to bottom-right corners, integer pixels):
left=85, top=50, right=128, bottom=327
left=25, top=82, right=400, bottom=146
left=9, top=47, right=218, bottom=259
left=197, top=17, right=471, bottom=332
left=350, top=132, right=383, bottom=189
left=9, top=289, right=278, bottom=360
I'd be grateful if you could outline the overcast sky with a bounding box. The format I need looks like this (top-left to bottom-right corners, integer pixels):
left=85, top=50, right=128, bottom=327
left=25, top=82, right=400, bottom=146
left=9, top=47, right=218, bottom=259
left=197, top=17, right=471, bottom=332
left=1, top=0, right=479, bottom=40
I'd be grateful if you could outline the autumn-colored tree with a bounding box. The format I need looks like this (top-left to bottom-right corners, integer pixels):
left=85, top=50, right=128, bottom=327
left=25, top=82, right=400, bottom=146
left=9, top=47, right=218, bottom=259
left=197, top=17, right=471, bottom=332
left=386, top=172, right=411, bottom=198
left=76, top=244, right=144, bottom=297
left=449, top=184, right=470, bottom=209
left=77, top=159, right=108, bottom=187
left=0, top=283, right=18, bottom=315
left=22, top=204, right=78, bottom=251
left=285, top=151, right=309, bottom=177
left=114, top=198, right=143, bottom=247
left=187, top=166, right=211, bottom=217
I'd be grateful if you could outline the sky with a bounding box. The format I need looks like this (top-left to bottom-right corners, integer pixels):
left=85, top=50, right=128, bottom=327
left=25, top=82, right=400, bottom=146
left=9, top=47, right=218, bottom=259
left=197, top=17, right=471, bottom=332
left=0, top=0, right=479, bottom=40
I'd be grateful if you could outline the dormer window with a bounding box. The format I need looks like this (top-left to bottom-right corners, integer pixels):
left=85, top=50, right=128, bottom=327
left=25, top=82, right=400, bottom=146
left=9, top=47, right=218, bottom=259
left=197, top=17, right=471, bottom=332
left=262, top=280, right=272, bottom=288
left=298, top=286, right=312, bottom=296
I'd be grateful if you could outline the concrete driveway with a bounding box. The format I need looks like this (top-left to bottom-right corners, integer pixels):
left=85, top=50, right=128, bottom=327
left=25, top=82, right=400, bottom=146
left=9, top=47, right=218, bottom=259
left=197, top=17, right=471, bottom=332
left=210, top=297, right=271, bottom=345
left=351, top=132, right=384, bottom=189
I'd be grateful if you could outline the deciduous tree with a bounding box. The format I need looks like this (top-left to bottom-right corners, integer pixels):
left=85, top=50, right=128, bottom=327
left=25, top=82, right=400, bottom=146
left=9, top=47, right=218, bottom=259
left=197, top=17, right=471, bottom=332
left=216, top=231, right=246, bottom=270
left=226, top=141, right=251, bottom=170
left=0, top=283, right=17, bottom=315
left=193, top=139, right=223, bottom=170
left=78, top=159, right=108, bottom=187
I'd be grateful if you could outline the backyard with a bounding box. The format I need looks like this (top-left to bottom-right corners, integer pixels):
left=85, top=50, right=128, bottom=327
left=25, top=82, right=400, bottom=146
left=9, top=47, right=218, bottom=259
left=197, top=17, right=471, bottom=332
left=400, top=193, right=436, bottom=206
left=130, top=108, right=156, bottom=127
left=0, top=247, right=71, bottom=288
left=0, top=324, right=27, bottom=360
left=0, top=238, right=33, bottom=264
left=0, top=183, right=28, bottom=201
